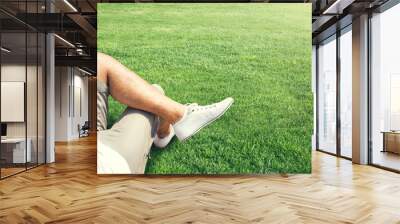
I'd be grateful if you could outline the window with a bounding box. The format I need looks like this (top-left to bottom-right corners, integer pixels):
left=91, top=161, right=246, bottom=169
left=339, top=26, right=352, bottom=158
left=370, top=3, right=400, bottom=171
left=317, top=35, right=337, bottom=154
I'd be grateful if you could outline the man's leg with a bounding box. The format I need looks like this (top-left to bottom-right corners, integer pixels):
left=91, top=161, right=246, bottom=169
left=98, top=52, right=234, bottom=142
left=97, top=108, right=156, bottom=174
left=98, top=52, right=184, bottom=135
left=97, top=84, right=165, bottom=174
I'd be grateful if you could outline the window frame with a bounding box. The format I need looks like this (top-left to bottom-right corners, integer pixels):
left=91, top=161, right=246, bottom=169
left=315, top=24, right=353, bottom=160
left=367, top=1, right=400, bottom=173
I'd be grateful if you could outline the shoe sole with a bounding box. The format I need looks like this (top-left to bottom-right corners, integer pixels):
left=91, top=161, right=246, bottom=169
left=179, top=99, right=234, bottom=142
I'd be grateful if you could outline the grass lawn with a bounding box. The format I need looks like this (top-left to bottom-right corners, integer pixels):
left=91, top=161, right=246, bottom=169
left=98, top=3, right=312, bottom=174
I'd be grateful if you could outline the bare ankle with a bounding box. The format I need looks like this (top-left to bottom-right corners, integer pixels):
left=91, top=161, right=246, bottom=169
left=158, top=102, right=186, bottom=125
left=157, top=128, right=169, bottom=138
left=171, top=105, right=186, bottom=124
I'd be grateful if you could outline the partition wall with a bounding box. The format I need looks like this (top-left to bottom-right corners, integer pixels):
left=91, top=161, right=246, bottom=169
left=0, top=0, right=97, bottom=180
left=0, top=1, right=47, bottom=179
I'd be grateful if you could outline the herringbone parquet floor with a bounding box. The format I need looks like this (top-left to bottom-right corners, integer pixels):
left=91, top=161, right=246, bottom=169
left=1, top=135, right=400, bottom=223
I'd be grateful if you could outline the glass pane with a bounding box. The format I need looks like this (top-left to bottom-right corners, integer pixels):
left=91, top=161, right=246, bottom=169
left=27, top=31, right=38, bottom=169
left=1, top=31, right=27, bottom=177
left=38, top=33, right=45, bottom=165
left=25, top=0, right=38, bottom=169
left=371, top=4, right=400, bottom=171
left=340, top=28, right=352, bottom=158
left=318, top=36, right=337, bottom=154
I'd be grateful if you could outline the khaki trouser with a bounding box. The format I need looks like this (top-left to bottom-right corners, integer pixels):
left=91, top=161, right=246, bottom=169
left=97, top=81, right=163, bottom=174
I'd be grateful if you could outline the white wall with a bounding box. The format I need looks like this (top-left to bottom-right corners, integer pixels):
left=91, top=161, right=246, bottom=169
left=1, top=82, right=25, bottom=122
left=1, top=63, right=46, bottom=164
left=1, top=65, right=34, bottom=138
left=54, top=67, right=89, bottom=141
left=72, top=73, right=89, bottom=138
left=55, top=66, right=69, bottom=141
left=1, top=65, right=26, bottom=141
left=1, top=64, right=26, bottom=81
left=1, top=65, right=26, bottom=132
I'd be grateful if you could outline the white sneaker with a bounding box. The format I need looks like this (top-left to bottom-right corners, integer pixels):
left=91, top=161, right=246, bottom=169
left=153, top=125, right=175, bottom=148
left=173, top=97, right=234, bottom=141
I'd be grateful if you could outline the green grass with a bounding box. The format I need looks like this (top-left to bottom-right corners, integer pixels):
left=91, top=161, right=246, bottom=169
left=98, top=3, right=312, bottom=174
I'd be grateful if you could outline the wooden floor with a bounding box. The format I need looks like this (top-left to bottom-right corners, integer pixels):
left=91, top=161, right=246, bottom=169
left=1, top=135, right=400, bottom=223
left=373, top=150, right=400, bottom=171
left=1, top=167, right=26, bottom=178
left=1, top=163, right=45, bottom=178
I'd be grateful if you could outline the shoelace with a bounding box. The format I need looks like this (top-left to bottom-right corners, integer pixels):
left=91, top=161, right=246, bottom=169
left=187, top=103, right=217, bottom=112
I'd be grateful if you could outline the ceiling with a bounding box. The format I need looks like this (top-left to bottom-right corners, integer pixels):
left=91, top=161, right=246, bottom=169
left=312, top=0, right=392, bottom=43
left=0, top=0, right=98, bottom=73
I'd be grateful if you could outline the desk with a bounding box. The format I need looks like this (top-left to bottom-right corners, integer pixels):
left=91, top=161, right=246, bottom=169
left=382, top=131, right=400, bottom=154
left=1, top=138, right=31, bottom=163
